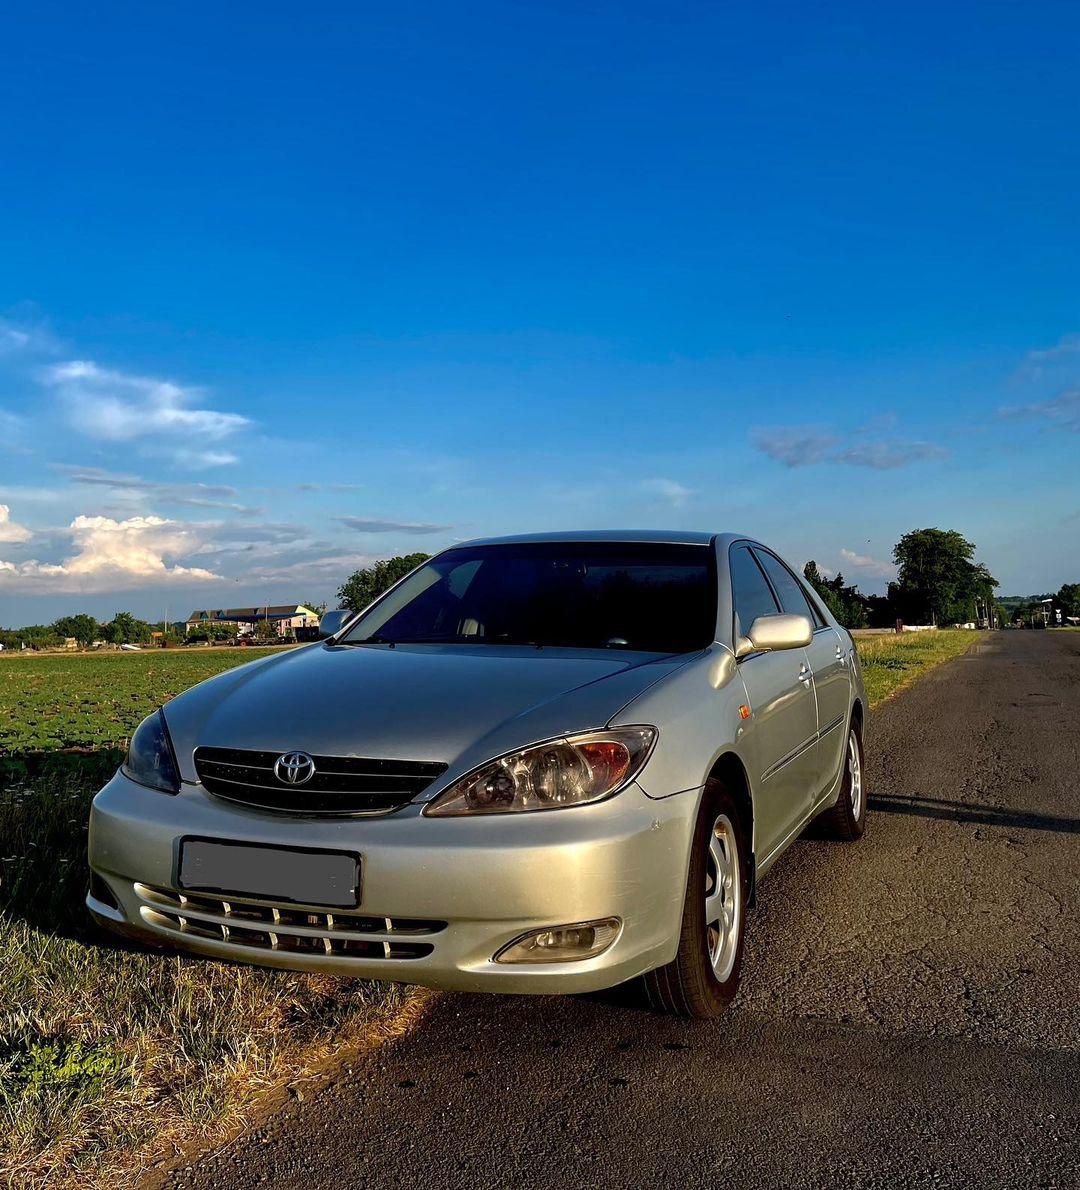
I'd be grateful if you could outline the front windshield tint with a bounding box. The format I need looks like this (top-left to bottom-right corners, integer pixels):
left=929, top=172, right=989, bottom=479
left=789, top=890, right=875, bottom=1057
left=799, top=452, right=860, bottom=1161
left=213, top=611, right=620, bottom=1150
left=340, top=542, right=716, bottom=653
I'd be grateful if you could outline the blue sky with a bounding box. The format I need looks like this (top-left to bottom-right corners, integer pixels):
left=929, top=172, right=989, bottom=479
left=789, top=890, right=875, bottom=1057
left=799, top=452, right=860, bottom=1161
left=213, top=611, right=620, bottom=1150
left=2, top=1, right=1079, bottom=624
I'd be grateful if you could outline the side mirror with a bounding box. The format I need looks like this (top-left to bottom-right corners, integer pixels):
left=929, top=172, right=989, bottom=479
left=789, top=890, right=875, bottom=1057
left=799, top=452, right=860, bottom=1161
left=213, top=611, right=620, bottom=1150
left=736, top=613, right=813, bottom=658
left=318, top=608, right=353, bottom=639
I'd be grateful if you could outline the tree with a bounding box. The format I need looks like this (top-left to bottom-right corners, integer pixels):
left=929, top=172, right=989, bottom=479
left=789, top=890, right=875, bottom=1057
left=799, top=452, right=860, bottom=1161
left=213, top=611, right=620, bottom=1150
left=338, top=553, right=431, bottom=612
left=0, top=624, right=62, bottom=650
left=102, top=611, right=153, bottom=645
left=1057, top=582, right=1080, bottom=619
left=51, top=613, right=100, bottom=646
left=892, top=528, right=997, bottom=625
left=186, top=620, right=236, bottom=643
left=252, top=618, right=281, bottom=642
left=803, top=561, right=869, bottom=629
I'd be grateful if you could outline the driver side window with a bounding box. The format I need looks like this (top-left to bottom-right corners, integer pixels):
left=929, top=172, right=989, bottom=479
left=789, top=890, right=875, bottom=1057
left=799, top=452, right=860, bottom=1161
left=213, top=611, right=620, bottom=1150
left=729, top=545, right=780, bottom=639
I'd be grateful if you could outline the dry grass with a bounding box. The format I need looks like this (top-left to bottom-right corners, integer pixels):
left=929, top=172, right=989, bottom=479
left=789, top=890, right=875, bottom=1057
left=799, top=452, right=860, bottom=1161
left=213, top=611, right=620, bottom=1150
left=0, top=657, right=421, bottom=1189
left=855, top=628, right=983, bottom=706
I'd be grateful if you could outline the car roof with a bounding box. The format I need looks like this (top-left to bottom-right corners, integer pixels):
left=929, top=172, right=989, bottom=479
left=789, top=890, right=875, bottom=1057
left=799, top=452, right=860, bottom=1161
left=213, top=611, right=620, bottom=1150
left=449, top=529, right=745, bottom=549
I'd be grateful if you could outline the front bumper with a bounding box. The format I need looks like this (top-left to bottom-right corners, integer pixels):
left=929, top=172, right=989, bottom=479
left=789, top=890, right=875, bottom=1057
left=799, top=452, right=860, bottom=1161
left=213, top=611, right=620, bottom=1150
left=88, top=769, right=699, bottom=993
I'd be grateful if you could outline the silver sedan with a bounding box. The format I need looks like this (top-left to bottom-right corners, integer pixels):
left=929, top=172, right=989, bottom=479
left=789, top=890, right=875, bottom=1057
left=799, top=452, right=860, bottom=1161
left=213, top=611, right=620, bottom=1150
left=88, top=531, right=867, bottom=1018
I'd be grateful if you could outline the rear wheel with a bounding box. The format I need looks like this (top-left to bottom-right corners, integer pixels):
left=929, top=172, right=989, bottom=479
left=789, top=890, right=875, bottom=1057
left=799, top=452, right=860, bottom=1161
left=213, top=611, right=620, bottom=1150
left=643, top=780, right=748, bottom=1018
left=818, top=719, right=866, bottom=841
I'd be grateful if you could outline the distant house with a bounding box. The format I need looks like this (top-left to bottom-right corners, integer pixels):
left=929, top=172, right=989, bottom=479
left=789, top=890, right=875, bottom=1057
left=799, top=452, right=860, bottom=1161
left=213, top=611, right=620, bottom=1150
left=184, top=605, right=320, bottom=638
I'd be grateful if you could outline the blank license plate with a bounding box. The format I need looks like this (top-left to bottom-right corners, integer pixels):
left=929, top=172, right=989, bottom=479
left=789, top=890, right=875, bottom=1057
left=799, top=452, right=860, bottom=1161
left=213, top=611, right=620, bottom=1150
left=178, top=839, right=361, bottom=908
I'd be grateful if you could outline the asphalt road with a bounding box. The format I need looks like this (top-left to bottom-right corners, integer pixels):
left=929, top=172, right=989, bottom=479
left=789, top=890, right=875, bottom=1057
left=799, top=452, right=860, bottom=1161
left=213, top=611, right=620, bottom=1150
left=164, top=631, right=1080, bottom=1189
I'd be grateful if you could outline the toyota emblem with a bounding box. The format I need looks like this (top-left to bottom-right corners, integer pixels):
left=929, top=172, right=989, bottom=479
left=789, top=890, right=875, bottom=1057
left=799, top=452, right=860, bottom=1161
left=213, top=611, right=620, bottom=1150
left=274, top=751, right=316, bottom=785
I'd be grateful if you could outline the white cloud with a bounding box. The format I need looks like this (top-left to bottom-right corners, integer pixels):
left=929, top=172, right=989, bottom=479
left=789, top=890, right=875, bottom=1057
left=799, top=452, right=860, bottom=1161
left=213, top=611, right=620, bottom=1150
left=0, top=514, right=223, bottom=593
left=63, top=466, right=260, bottom=512
left=0, top=317, right=56, bottom=358
left=338, top=516, right=452, bottom=534
left=0, top=326, right=29, bottom=354
left=1017, top=333, right=1080, bottom=380
left=751, top=424, right=947, bottom=470
left=641, top=478, right=692, bottom=507
left=998, top=388, right=1080, bottom=432
left=42, top=359, right=250, bottom=463
left=750, top=427, right=838, bottom=467
left=0, top=505, right=31, bottom=544
left=172, top=449, right=240, bottom=469
left=246, top=551, right=382, bottom=584
left=839, top=547, right=896, bottom=579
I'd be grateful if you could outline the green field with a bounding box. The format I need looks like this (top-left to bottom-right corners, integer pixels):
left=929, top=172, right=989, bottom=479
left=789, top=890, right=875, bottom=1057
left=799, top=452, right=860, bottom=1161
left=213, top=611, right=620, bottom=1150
left=0, top=632, right=980, bottom=1186
left=0, top=647, right=292, bottom=753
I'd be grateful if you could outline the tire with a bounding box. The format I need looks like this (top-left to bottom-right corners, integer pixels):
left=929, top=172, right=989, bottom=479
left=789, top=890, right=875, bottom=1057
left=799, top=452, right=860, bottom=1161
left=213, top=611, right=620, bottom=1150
left=643, top=779, right=749, bottom=1018
left=817, top=718, right=866, bottom=842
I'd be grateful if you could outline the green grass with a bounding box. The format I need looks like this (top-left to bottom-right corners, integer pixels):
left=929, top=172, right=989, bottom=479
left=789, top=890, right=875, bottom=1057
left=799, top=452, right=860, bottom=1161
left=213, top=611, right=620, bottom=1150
left=855, top=628, right=982, bottom=706
left=0, top=647, right=292, bottom=753
left=0, top=649, right=418, bottom=1188
left=0, top=633, right=981, bottom=1186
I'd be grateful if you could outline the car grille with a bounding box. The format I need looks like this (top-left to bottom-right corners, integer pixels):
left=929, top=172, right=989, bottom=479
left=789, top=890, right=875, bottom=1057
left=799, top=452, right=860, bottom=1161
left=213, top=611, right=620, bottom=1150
left=134, top=884, right=444, bottom=959
left=192, top=746, right=447, bottom=815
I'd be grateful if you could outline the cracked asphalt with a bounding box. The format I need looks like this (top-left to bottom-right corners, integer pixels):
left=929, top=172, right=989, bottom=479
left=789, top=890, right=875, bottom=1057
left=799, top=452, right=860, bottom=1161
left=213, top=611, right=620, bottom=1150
left=163, top=630, right=1080, bottom=1189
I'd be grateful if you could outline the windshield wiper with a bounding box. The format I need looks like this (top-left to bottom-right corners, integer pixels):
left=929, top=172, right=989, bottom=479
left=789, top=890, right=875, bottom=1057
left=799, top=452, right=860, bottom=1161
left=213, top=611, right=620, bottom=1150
left=341, top=633, right=469, bottom=646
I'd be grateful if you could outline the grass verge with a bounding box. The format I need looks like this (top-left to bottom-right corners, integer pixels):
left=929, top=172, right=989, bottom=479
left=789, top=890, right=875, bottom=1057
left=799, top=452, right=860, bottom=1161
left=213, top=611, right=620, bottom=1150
left=854, top=628, right=983, bottom=706
left=0, top=633, right=981, bottom=1186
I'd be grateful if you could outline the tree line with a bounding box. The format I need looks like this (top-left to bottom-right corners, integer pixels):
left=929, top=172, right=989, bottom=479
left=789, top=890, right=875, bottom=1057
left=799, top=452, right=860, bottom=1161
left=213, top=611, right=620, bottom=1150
left=804, top=527, right=999, bottom=629
left=0, top=611, right=163, bottom=651
left=1000, top=584, right=1080, bottom=626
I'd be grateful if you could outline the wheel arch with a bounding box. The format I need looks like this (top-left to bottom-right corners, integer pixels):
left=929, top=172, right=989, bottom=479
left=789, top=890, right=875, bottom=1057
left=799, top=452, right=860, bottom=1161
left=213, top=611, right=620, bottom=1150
left=706, top=750, right=757, bottom=905
left=850, top=697, right=864, bottom=733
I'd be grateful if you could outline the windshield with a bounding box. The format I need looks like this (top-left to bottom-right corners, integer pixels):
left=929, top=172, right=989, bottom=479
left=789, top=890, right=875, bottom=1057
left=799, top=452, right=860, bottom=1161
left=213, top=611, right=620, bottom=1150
left=339, top=542, right=716, bottom=653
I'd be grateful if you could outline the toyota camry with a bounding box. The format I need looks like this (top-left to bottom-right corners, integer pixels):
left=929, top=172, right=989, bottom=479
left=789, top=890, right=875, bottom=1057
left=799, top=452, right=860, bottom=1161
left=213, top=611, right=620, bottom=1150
left=87, top=531, right=867, bottom=1018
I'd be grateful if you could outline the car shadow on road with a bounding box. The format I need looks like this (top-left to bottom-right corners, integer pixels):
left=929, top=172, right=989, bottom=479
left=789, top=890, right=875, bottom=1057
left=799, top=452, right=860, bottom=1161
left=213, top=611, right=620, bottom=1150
left=871, top=793, right=1080, bottom=835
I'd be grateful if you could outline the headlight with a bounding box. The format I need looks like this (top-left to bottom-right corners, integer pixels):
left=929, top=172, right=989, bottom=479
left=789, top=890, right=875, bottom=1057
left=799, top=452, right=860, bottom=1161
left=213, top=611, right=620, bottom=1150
left=424, top=727, right=656, bottom=817
left=123, top=710, right=180, bottom=794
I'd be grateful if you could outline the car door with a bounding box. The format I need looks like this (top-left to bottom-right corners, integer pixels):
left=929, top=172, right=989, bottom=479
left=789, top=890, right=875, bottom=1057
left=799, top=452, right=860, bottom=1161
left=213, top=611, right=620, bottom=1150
left=729, top=544, right=819, bottom=860
left=753, top=547, right=851, bottom=803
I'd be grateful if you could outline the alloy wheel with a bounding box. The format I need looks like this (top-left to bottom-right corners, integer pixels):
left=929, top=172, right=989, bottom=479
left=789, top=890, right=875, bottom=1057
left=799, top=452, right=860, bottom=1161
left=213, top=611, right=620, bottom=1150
left=848, top=728, right=863, bottom=820
left=704, top=813, right=742, bottom=982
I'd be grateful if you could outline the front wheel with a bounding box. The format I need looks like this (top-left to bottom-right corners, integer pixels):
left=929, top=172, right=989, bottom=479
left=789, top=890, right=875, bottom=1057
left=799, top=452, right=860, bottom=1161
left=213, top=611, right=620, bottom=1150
left=817, top=720, right=866, bottom=841
left=643, top=780, right=749, bottom=1018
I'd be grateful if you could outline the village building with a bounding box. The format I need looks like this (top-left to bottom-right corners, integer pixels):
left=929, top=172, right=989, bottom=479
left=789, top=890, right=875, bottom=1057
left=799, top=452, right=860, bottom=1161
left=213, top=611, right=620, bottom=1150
left=184, top=605, right=320, bottom=638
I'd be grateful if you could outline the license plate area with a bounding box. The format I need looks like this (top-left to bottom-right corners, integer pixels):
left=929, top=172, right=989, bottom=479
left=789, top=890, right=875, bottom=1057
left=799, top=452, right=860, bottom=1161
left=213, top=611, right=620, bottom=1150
left=178, top=838, right=361, bottom=909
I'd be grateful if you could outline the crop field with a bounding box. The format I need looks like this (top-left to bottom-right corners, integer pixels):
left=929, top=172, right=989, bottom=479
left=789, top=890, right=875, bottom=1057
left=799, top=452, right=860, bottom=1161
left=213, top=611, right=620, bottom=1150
left=0, top=647, right=293, bottom=753
left=0, top=632, right=981, bottom=1187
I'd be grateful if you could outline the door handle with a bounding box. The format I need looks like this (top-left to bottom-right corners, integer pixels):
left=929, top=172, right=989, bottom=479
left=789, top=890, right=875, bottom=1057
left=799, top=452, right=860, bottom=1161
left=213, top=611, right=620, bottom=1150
left=798, top=663, right=812, bottom=686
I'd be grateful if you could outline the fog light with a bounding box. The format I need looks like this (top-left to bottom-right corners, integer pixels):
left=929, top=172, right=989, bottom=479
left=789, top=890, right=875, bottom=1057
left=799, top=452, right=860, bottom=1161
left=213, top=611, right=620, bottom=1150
left=494, top=917, right=621, bottom=964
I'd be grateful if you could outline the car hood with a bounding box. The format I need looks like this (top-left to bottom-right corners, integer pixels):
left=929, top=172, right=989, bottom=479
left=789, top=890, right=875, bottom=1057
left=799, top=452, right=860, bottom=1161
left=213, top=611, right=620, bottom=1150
left=163, top=642, right=693, bottom=792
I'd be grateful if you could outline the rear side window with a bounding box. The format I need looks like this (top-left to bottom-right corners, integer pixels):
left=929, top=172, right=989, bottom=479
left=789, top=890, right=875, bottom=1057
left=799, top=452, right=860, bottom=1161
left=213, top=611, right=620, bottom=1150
left=729, top=545, right=780, bottom=638
left=753, top=548, right=822, bottom=626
